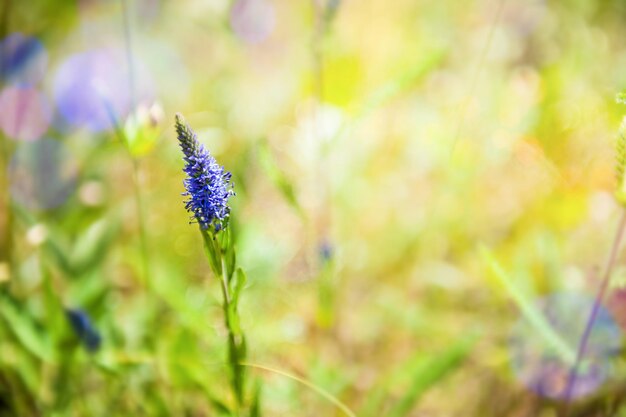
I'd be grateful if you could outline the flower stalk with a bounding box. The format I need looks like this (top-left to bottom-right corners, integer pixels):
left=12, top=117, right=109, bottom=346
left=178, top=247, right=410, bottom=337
left=174, top=114, right=249, bottom=412
left=200, top=226, right=248, bottom=409
left=561, top=94, right=626, bottom=416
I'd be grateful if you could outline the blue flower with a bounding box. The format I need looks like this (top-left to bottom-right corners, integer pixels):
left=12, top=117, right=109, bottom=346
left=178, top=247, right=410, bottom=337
left=66, top=308, right=101, bottom=353
left=319, top=238, right=334, bottom=262
left=175, top=114, right=234, bottom=232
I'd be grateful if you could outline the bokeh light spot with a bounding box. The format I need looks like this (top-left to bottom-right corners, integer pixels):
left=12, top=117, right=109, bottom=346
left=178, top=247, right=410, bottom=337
left=230, top=0, right=276, bottom=45
left=509, top=292, right=622, bottom=399
left=0, top=33, right=48, bottom=86
left=0, top=86, right=52, bottom=141
left=9, top=138, right=77, bottom=210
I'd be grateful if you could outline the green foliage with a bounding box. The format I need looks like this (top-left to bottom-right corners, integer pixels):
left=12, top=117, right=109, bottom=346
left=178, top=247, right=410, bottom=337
left=480, top=245, right=576, bottom=365
left=0, top=296, right=54, bottom=363
left=359, top=334, right=477, bottom=417
left=386, top=334, right=478, bottom=417
left=3, top=0, right=626, bottom=415
left=257, top=141, right=306, bottom=221
left=201, top=221, right=250, bottom=412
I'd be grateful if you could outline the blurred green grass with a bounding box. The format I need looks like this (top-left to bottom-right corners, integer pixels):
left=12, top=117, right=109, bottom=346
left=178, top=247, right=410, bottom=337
left=2, top=0, right=626, bottom=415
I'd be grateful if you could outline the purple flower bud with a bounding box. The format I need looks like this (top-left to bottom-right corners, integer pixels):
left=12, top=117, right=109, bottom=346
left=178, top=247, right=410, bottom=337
left=66, top=308, right=101, bottom=353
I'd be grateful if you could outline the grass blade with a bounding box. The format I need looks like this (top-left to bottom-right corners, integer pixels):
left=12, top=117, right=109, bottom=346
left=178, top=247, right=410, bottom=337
left=386, top=333, right=477, bottom=417
left=257, top=142, right=306, bottom=221
left=479, top=244, right=576, bottom=365
left=241, top=362, right=356, bottom=417
left=0, top=297, right=54, bottom=363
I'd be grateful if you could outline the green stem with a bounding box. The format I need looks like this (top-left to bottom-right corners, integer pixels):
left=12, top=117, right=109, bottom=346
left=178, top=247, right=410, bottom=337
left=311, top=0, right=336, bottom=330
left=131, top=158, right=150, bottom=286
left=241, top=362, right=356, bottom=417
left=449, top=0, right=507, bottom=157
left=219, top=255, right=231, bottom=305
left=561, top=209, right=626, bottom=416
left=119, top=0, right=150, bottom=287
left=204, top=232, right=245, bottom=412
left=199, top=226, right=248, bottom=412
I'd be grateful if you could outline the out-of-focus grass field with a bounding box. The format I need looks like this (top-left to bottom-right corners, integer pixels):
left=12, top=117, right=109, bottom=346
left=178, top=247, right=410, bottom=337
left=3, top=0, right=626, bottom=416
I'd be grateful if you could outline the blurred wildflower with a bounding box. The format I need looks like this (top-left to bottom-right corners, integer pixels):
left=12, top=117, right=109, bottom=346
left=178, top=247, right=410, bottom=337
left=0, top=86, right=52, bottom=141
left=175, top=113, right=234, bottom=232
left=78, top=180, right=105, bottom=207
left=230, top=0, right=276, bottom=45
left=0, top=33, right=48, bottom=86
left=324, top=0, right=341, bottom=25
left=319, top=238, right=333, bottom=262
left=26, top=224, right=47, bottom=246
left=66, top=308, right=101, bottom=353
left=124, top=101, right=164, bottom=157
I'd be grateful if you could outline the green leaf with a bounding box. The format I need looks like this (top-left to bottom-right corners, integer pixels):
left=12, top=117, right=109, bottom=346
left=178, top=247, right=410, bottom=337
left=249, top=379, right=262, bottom=417
left=227, top=303, right=242, bottom=335
left=386, top=334, right=477, bottom=417
left=0, top=345, right=41, bottom=398
left=201, top=228, right=222, bottom=276
left=222, top=228, right=237, bottom=282
left=0, top=297, right=54, bottom=363
left=479, top=244, right=576, bottom=365
left=41, top=266, right=67, bottom=344
left=10, top=205, right=73, bottom=275
left=327, top=49, right=445, bottom=153
left=69, top=218, right=119, bottom=275
left=149, top=260, right=220, bottom=341
left=358, top=50, right=445, bottom=119
left=182, top=360, right=233, bottom=415
left=208, top=398, right=233, bottom=416
left=316, top=260, right=335, bottom=329
left=66, top=269, right=109, bottom=307
left=229, top=333, right=247, bottom=406
left=43, top=237, right=73, bottom=276
left=231, top=268, right=247, bottom=306
left=257, top=142, right=306, bottom=220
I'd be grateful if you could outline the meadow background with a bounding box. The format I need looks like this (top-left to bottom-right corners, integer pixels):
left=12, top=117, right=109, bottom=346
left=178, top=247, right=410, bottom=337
left=2, top=0, right=626, bottom=415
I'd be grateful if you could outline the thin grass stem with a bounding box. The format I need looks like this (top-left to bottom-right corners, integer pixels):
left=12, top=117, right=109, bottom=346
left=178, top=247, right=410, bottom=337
left=241, top=362, right=356, bottom=417
left=562, top=209, right=626, bottom=416
left=449, top=0, right=507, bottom=157
left=217, top=237, right=244, bottom=412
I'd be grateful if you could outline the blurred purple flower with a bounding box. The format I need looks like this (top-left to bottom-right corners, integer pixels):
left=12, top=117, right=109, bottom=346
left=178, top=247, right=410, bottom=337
left=230, top=0, right=276, bottom=45
left=0, top=33, right=47, bottom=86
left=53, top=49, right=154, bottom=132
